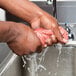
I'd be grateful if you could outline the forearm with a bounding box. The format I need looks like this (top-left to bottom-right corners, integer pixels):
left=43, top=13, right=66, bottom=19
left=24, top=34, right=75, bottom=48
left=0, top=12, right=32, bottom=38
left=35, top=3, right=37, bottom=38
left=0, top=2, right=1, bottom=7
left=0, top=21, right=18, bottom=42
left=0, top=0, right=44, bottom=23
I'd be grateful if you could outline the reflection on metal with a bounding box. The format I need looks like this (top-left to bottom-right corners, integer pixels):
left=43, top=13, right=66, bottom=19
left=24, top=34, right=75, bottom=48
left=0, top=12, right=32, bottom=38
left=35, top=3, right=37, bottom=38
left=0, top=53, right=17, bottom=75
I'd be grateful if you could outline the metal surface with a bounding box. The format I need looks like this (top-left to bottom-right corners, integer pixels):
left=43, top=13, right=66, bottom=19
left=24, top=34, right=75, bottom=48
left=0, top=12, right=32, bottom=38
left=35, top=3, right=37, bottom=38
left=57, top=1, right=76, bottom=23
left=64, top=41, right=76, bottom=47
left=0, top=43, right=10, bottom=64
left=0, top=52, right=23, bottom=76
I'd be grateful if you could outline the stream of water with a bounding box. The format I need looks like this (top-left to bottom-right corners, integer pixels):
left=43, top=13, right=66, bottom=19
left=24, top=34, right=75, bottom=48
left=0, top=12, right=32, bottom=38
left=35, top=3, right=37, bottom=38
left=22, top=44, right=73, bottom=76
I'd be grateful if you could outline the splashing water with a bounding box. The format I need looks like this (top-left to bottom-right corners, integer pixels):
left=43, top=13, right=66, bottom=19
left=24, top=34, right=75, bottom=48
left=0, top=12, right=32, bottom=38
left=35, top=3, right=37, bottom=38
left=54, top=42, right=74, bottom=76
left=22, top=45, right=64, bottom=76
left=22, top=44, right=73, bottom=76
left=54, top=43, right=63, bottom=76
left=22, top=47, right=49, bottom=76
left=56, top=43, right=62, bottom=67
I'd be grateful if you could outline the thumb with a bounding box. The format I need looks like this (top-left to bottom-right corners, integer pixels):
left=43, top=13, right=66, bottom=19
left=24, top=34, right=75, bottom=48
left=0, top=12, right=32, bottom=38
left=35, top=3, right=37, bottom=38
left=31, top=19, right=41, bottom=29
left=59, top=26, right=68, bottom=41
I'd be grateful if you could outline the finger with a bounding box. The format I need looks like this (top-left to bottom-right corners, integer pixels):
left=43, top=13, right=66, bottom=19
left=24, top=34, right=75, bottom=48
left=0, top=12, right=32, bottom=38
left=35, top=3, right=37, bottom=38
left=45, top=38, right=52, bottom=46
left=31, top=18, right=40, bottom=29
left=52, top=24, right=67, bottom=43
left=45, top=35, right=57, bottom=46
left=34, top=28, right=53, bottom=35
left=51, top=35, right=57, bottom=43
left=59, top=26, right=68, bottom=40
left=41, top=29, right=53, bottom=35
left=35, top=32, right=45, bottom=46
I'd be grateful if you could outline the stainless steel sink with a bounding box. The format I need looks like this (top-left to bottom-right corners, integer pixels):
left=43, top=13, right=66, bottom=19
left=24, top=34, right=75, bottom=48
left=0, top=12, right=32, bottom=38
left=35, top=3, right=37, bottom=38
left=23, top=41, right=76, bottom=76
left=0, top=43, right=76, bottom=76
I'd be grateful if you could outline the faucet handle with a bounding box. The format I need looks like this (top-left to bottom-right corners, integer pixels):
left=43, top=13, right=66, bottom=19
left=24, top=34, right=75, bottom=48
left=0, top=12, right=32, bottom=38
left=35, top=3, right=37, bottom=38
left=68, top=33, right=74, bottom=40
left=47, top=0, right=53, bottom=5
left=65, top=23, right=74, bottom=40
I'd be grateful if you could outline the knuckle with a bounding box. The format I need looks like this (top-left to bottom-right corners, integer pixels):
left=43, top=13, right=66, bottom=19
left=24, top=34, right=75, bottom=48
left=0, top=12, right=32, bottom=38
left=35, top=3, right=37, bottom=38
left=51, top=35, right=57, bottom=43
left=52, top=24, right=57, bottom=29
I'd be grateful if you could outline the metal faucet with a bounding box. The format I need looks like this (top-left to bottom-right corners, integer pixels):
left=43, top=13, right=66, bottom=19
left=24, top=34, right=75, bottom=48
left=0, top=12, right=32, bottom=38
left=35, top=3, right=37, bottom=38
left=47, top=0, right=53, bottom=5
left=65, top=23, right=74, bottom=40
left=54, top=23, right=76, bottom=48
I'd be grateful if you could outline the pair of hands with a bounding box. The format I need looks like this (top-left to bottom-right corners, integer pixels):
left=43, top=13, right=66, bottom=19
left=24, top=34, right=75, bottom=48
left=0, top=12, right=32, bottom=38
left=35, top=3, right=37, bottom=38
left=7, top=22, right=68, bottom=56
left=0, top=0, right=68, bottom=55
left=7, top=16, right=68, bottom=56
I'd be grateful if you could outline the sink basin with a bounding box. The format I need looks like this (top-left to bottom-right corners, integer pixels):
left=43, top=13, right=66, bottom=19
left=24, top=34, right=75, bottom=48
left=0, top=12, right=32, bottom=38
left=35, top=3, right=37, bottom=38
left=0, top=1, right=76, bottom=76
left=0, top=52, right=24, bottom=76
left=0, top=43, right=23, bottom=76
left=23, top=46, right=76, bottom=76
left=0, top=44, right=76, bottom=76
left=0, top=43, right=10, bottom=63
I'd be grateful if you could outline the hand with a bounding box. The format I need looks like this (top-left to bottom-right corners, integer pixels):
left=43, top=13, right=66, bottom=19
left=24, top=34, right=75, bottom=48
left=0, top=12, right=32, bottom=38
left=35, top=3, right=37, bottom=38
left=34, top=26, right=68, bottom=47
left=0, top=0, right=68, bottom=45
left=31, top=12, right=68, bottom=44
left=6, top=23, right=41, bottom=55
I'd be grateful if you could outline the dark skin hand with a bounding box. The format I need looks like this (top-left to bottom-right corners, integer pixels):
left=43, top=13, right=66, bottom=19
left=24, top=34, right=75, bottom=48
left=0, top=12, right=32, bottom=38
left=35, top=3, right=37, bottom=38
left=0, top=21, right=41, bottom=55
left=0, top=0, right=68, bottom=55
left=0, top=0, right=67, bottom=46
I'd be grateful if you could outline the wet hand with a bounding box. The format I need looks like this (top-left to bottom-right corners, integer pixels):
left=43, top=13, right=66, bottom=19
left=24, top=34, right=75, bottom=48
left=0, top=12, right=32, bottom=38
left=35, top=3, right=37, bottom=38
left=7, top=23, right=41, bottom=56
left=31, top=12, right=68, bottom=44
left=34, top=26, right=68, bottom=47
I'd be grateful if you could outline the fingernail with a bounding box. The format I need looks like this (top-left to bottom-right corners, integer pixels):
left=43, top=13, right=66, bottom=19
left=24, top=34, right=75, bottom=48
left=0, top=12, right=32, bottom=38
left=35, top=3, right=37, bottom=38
left=63, top=38, right=68, bottom=43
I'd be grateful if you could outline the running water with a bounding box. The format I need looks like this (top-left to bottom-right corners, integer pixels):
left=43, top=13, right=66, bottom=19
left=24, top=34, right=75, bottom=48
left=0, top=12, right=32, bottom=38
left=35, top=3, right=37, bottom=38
left=54, top=43, right=63, bottom=76
left=22, top=44, right=63, bottom=76
left=56, top=43, right=62, bottom=67
left=22, top=44, right=73, bottom=76
left=22, top=47, right=49, bottom=76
